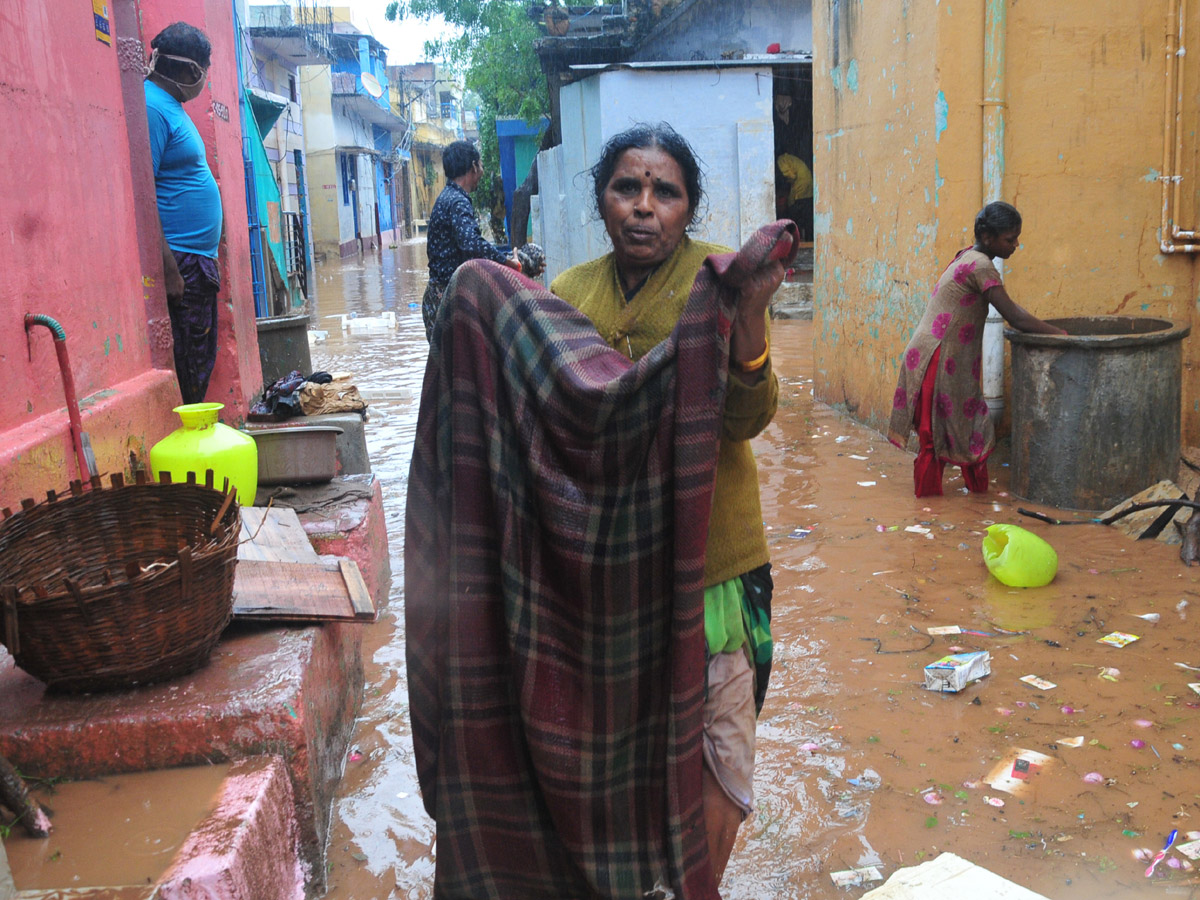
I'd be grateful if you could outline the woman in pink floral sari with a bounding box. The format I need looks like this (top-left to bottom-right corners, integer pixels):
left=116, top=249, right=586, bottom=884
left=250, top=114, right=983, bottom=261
left=888, top=202, right=1065, bottom=497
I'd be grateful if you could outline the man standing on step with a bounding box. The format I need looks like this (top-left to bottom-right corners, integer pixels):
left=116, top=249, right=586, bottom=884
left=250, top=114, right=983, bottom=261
left=145, top=22, right=223, bottom=404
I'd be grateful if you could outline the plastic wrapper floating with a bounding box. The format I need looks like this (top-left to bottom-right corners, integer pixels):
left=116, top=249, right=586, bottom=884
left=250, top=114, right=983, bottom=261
left=985, top=747, right=1054, bottom=796
left=923, top=651, right=991, bottom=693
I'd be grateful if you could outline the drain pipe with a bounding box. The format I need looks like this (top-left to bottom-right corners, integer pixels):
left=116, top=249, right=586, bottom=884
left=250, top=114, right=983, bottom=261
left=1162, top=0, right=1200, bottom=253
left=981, top=0, right=1008, bottom=425
left=24, top=314, right=95, bottom=485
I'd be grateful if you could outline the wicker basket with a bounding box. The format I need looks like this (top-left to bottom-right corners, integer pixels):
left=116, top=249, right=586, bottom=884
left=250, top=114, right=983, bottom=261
left=0, top=472, right=240, bottom=692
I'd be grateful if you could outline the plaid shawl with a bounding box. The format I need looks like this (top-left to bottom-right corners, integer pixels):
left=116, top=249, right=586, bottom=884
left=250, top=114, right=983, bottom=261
left=405, top=221, right=798, bottom=899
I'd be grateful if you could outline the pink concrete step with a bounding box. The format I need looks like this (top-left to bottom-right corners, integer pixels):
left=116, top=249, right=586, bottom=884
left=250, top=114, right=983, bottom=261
left=0, top=476, right=391, bottom=899
left=12, top=757, right=305, bottom=900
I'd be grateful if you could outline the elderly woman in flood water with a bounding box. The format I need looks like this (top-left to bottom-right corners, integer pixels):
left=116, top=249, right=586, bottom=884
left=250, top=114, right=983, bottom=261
left=550, top=122, right=785, bottom=882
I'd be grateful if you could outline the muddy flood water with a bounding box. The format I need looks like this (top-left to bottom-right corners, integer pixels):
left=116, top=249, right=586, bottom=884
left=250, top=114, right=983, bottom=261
left=311, top=245, right=1200, bottom=900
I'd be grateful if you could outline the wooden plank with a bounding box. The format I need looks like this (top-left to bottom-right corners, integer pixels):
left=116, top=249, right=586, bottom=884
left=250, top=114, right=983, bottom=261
left=339, top=559, right=377, bottom=620
left=233, top=559, right=371, bottom=621
left=238, top=507, right=320, bottom=563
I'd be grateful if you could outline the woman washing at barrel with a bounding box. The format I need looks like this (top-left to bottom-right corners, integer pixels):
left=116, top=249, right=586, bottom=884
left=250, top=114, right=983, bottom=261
left=888, top=201, right=1065, bottom=497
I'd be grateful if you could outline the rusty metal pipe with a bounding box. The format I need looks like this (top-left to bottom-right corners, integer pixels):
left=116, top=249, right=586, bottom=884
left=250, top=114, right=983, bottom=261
left=1171, top=0, right=1198, bottom=242
left=1161, top=0, right=1200, bottom=253
left=24, top=314, right=93, bottom=484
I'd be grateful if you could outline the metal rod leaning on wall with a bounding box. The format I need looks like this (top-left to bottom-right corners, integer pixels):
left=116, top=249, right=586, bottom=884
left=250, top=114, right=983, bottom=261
left=23, top=314, right=96, bottom=484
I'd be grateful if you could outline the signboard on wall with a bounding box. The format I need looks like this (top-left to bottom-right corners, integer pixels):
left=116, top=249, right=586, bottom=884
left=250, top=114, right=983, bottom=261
left=92, top=0, right=112, bottom=45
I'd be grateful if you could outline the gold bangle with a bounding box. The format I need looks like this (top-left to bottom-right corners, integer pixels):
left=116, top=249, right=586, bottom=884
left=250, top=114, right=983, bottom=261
left=733, top=341, right=770, bottom=373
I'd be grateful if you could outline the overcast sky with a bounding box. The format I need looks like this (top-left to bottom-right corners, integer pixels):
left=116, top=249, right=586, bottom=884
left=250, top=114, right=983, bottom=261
left=335, top=0, right=461, bottom=66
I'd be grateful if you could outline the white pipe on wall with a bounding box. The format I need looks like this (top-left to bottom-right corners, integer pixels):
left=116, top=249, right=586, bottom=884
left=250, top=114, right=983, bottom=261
left=981, top=0, right=1007, bottom=424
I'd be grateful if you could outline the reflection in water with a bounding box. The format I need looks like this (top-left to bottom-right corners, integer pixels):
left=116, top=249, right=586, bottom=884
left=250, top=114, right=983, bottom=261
left=312, top=243, right=436, bottom=900
left=314, top=248, right=1198, bottom=900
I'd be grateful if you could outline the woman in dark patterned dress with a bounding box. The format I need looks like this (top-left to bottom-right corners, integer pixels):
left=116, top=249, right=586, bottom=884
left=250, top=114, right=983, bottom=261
left=888, top=202, right=1065, bottom=497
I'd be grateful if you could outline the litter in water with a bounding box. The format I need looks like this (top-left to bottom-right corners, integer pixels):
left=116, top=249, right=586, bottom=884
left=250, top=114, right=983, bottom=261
left=829, top=866, right=884, bottom=887
left=1019, top=674, right=1057, bottom=690
left=1097, top=631, right=1140, bottom=648
left=927, top=625, right=962, bottom=635
left=1057, top=736, right=1085, bottom=748
left=847, top=769, right=882, bottom=790
left=1144, top=829, right=1178, bottom=877
left=923, top=651, right=991, bottom=693
left=985, top=747, right=1053, bottom=795
left=1177, top=838, right=1200, bottom=860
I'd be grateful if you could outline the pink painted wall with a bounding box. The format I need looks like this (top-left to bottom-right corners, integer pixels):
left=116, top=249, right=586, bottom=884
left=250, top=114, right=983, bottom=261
left=0, top=0, right=262, bottom=510
left=0, top=4, right=158, bottom=422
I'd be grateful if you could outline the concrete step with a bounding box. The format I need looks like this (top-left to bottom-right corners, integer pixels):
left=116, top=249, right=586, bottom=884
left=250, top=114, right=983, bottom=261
left=0, top=475, right=391, bottom=900
left=772, top=280, right=813, bottom=320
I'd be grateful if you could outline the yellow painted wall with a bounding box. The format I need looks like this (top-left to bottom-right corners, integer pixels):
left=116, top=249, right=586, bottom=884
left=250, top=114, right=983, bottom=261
left=299, top=66, right=342, bottom=256
left=306, top=151, right=341, bottom=257
left=813, top=0, right=1200, bottom=443
left=410, top=140, right=447, bottom=224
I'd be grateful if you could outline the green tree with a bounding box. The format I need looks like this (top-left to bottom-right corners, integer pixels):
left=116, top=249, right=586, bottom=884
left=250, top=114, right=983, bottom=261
left=385, top=2, right=595, bottom=209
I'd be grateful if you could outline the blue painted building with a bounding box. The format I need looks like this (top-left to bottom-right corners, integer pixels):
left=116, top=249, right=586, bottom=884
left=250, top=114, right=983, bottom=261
left=301, top=23, right=408, bottom=258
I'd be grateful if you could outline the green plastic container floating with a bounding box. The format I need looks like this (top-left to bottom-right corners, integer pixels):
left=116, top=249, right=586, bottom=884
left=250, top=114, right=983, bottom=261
left=982, top=523, right=1058, bottom=588
left=150, top=403, right=258, bottom=505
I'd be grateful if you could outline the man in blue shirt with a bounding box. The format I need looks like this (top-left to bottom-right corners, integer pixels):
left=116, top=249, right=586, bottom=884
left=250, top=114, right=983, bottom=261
left=422, top=141, right=520, bottom=340
left=144, top=22, right=223, bottom=404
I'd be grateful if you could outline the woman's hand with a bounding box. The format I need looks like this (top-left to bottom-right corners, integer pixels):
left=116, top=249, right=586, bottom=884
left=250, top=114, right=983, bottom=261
left=984, top=285, right=1066, bottom=336
left=729, top=259, right=785, bottom=375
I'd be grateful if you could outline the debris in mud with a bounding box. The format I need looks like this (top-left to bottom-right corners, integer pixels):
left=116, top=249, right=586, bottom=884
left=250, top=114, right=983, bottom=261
left=830, top=866, right=884, bottom=887
left=1177, top=836, right=1200, bottom=860
left=985, top=748, right=1053, bottom=795
left=1097, top=631, right=1140, bottom=648
left=1019, top=674, right=1057, bottom=690
left=847, top=769, right=881, bottom=790
left=923, top=651, right=991, bottom=692
left=927, top=625, right=962, bottom=635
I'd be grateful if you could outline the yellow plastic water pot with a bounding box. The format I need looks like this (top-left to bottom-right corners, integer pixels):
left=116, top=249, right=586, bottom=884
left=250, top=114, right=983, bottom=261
left=982, top=523, right=1059, bottom=588
left=150, top=403, right=258, bottom=505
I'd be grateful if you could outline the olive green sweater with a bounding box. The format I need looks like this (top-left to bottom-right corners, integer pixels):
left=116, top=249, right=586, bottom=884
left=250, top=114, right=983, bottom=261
left=550, top=236, right=778, bottom=586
